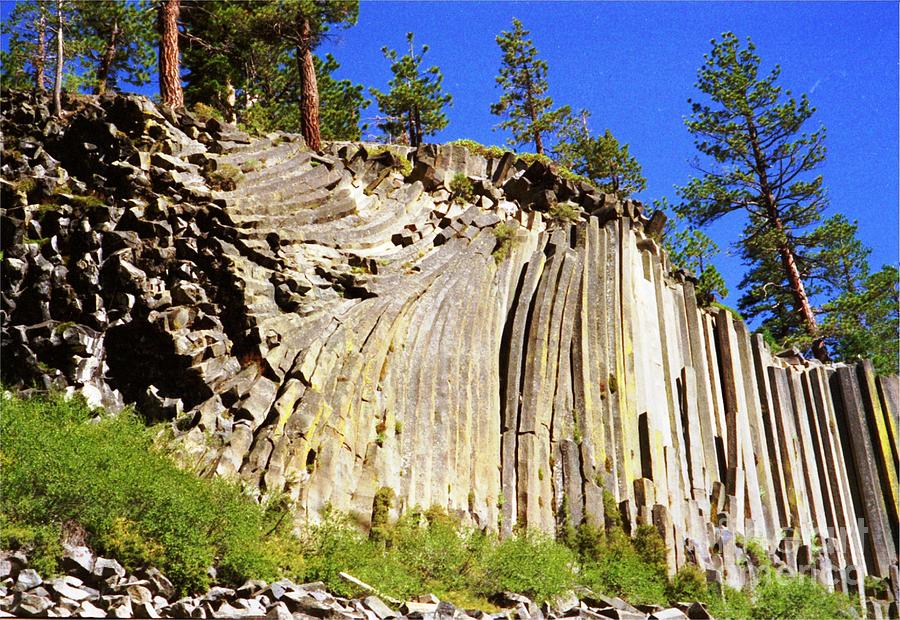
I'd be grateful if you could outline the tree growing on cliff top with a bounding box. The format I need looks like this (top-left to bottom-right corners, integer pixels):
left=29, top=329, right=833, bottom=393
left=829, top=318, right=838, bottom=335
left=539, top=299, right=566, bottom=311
left=250, top=0, right=359, bottom=150
left=491, top=18, right=569, bottom=155
left=554, top=109, right=646, bottom=199
left=677, top=32, right=830, bottom=361
left=181, top=1, right=367, bottom=139
left=370, top=32, right=451, bottom=147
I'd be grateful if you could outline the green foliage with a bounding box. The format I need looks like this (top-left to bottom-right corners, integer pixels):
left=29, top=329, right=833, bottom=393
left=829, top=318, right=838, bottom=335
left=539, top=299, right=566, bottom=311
left=660, top=206, right=729, bottom=304
left=449, top=172, right=474, bottom=204
left=548, top=201, right=581, bottom=223
left=182, top=1, right=364, bottom=140
left=576, top=527, right=668, bottom=605
left=207, top=163, right=242, bottom=191
left=491, top=18, right=569, bottom=154
left=492, top=221, right=519, bottom=264
left=554, top=111, right=646, bottom=199
left=709, top=568, right=858, bottom=619
left=70, top=0, right=155, bottom=95
left=0, top=392, right=304, bottom=595
left=667, top=564, right=708, bottom=603
left=447, top=139, right=510, bottom=159
left=192, top=102, right=224, bottom=123
left=0, top=514, right=63, bottom=577
left=678, top=32, right=837, bottom=358
left=632, top=525, right=667, bottom=569
left=370, top=32, right=452, bottom=146
left=601, top=490, right=622, bottom=531
left=370, top=487, right=394, bottom=542
left=481, top=532, right=576, bottom=603
left=1, top=0, right=154, bottom=95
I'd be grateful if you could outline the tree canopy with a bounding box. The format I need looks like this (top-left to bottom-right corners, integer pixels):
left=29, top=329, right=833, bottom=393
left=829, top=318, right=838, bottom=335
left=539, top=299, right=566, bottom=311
left=677, top=32, right=830, bottom=361
left=369, top=32, right=451, bottom=146
left=491, top=17, right=569, bottom=155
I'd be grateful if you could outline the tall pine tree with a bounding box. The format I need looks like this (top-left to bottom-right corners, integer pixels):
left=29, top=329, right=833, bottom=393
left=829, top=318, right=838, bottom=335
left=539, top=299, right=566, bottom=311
left=677, top=32, right=830, bottom=361
left=370, top=32, right=451, bottom=146
left=181, top=1, right=367, bottom=139
left=491, top=18, right=568, bottom=155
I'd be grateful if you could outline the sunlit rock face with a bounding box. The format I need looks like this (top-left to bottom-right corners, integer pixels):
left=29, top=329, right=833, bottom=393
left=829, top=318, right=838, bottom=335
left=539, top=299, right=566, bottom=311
left=2, top=91, right=896, bottom=606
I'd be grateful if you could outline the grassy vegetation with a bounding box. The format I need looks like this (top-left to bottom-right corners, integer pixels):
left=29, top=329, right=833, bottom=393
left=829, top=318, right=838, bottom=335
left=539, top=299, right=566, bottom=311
left=191, top=102, right=225, bottom=124
left=207, top=163, right=243, bottom=191
left=366, top=145, right=413, bottom=176
left=0, top=392, right=863, bottom=617
left=711, top=300, right=745, bottom=321
left=0, top=392, right=303, bottom=596
left=548, top=201, right=581, bottom=223
left=491, top=221, right=519, bottom=264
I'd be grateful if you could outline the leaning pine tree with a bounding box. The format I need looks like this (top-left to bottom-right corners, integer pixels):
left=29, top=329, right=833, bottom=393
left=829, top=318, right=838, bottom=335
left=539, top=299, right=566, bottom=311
left=491, top=17, right=568, bottom=155
left=677, top=32, right=830, bottom=361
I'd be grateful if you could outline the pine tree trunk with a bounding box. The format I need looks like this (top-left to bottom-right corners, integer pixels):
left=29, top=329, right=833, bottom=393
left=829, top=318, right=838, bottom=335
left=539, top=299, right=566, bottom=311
left=521, top=66, right=543, bottom=155
left=296, top=17, right=321, bottom=151
left=414, top=105, right=422, bottom=147
left=52, top=0, right=63, bottom=117
left=94, top=17, right=119, bottom=96
left=157, top=0, right=183, bottom=108
left=407, top=110, right=415, bottom=147
left=35, top=10, right=46, bottom=93
left=745, top=113, right=828, bottom=362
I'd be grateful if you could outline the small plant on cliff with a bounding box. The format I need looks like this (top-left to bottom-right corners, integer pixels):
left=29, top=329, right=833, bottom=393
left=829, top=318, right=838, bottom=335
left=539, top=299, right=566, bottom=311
left=449, top=172, right=475, bottom=205
left=492, top=221, right=519, bottom=264
left=208, top=163, right=243, bottom=191
left=548, top=201, right=581, bottom=223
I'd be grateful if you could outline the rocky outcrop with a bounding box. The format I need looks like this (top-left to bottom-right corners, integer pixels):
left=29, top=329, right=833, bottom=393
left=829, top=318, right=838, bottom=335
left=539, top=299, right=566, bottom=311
left=1, top=91, right=897, bottom=611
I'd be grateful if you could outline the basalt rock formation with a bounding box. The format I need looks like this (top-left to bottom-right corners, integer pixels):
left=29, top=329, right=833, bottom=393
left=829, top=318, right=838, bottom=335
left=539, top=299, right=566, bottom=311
left=1, top=91, right=897, bottom=613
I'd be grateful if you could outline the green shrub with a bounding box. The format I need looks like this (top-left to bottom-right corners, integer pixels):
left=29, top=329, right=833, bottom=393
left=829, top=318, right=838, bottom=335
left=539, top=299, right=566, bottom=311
left=0, top=392, right=303, bottom=595
left=192, top=102, right=224, bottom=123
left=711, top=301, right=743, bottom=322
left=668, top=563, right=708, bottom=603
left=633, top=525, right=667, bottom=570
left=0, top=514, right=63, bottom=577
left=492, top=221, right=519, bottom=264
left=480, top=532, right=576, bottom=603
left=449, top=172, right=475, bottom=205
left=579, top=527, right=668, bottom=605
left=548, top=201, right=581, bottom=223
left=708, top=569, right=859, bottom=620
left=447, top=139, right=509, bottom=159
left=207, top=163, right=243, bottom=191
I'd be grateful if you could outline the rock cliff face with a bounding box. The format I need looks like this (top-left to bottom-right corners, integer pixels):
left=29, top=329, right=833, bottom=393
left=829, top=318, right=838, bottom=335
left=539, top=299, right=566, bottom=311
left=1, top=92, right=897, bottom=607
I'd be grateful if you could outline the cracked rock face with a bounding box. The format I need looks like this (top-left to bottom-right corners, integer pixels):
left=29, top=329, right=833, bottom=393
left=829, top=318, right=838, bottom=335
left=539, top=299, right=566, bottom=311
left=1, top=91, right=898, bottom=603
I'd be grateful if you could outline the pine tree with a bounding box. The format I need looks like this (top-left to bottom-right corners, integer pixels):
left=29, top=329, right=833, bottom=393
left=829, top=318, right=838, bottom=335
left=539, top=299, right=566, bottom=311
left=72, top=0, right=155, bottom=96
left=1, top=0, right=52, bottom=92
left=677, top=32, right=830, bottom=361
left=247, top=0, right=359, bottom=150
left=157, top=0, right=182, bottom=107
left=822, top=265, right=898, bottom=375
left=554, top=110, right=646, bottom=199
left=491, top=18, right=569, bottom=155
left=369, top=32, right=451, bottom=147
left=181, top=1, right=366, bottom=139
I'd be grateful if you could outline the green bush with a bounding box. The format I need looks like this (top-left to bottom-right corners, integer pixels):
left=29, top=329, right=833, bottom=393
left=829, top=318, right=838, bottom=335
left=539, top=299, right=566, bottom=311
left=192, top=102, right=225, bottom=123
left=578, top=528, right=668, bottom=605
left=668, top=563, right=708, bottom=603
left=480, top=532, right=576, bottom=603
left=447, top=139, right=509, bottom=159
left=492, top=221, right=519, bottom=264
left=0, top=392, right=303, bottom=595
left=708, top=568, right=859, bottom=619
left=548, top=201, right=581, bottom=223
left=449, top=172, right=475, bottom=205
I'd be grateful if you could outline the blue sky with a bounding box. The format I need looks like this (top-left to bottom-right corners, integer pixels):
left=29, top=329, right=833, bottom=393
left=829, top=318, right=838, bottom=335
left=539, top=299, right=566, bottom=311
left=3, top=1, right=898, bottom=311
